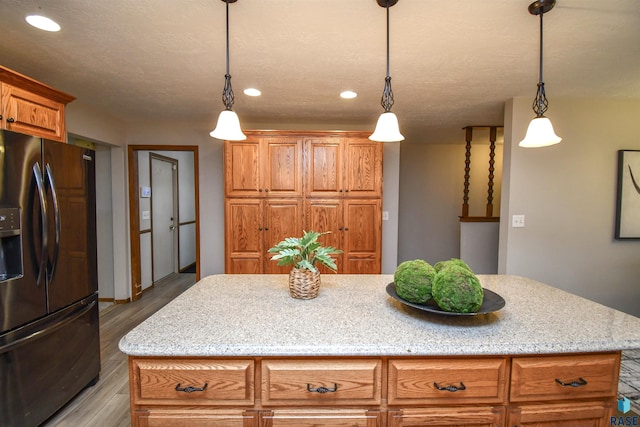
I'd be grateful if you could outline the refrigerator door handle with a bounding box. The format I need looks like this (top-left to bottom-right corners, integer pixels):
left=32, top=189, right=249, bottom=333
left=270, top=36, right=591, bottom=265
left=45, top=163, right=61, bottom=282
left=32, top=163, right=48, bottom=287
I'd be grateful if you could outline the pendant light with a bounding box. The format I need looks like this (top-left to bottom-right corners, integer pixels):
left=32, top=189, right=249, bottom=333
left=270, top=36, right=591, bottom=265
left=369, top=0, right=404, bottom=142
left=210, top=0, right=246, bottom=141
left=519, top=0, right=561, bottom=148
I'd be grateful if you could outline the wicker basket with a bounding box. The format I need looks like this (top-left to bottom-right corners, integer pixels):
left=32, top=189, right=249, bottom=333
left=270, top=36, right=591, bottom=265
left=288, top=268, right=320, bottom=299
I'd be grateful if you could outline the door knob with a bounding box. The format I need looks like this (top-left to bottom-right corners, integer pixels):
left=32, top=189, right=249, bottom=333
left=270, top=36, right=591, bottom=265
left=169, top=225, right=176, bottom=230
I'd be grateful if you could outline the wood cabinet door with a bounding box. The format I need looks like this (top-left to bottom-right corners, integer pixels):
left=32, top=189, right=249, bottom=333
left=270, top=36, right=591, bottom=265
left=388, top=407, right=505, bottom=427
left=507, top=402, right=613, bottom=427
left=343, top=199, right=381, bottom=274
left=135, top=409, right=258, bottom=427
left=225, top=139, right=262, bottom=197
left=260, top=409, right=381, bottom=427
left=262, top=137, right=303, bottom=197
left=264, top=199, right=303, bottom=274
left=344, top=139, right=383, bottom=198
left=305, top=138, right=344, bottom=198
left=304, top=199, right=343, bottom=273
left=225, top=199, right=263, bottom=273
left=2, top=83, right=66, bottom=141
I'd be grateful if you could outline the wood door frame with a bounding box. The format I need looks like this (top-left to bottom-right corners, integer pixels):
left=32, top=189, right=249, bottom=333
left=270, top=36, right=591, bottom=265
left=128, top=145, right=200, bottom=301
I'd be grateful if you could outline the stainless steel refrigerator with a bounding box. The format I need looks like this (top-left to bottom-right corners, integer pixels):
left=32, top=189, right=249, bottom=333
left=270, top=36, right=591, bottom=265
left=0, top=129, right=100, bottom=426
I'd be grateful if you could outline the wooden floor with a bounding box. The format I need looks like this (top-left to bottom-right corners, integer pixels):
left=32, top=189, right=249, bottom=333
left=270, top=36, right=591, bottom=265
left=42, top=273, right=196, bottom=427
left=42, top=272, right=640, bottom=425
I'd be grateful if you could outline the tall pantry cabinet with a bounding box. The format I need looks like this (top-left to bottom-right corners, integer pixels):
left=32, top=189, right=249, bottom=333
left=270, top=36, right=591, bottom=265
left=224, top=131, right=383, bottom=274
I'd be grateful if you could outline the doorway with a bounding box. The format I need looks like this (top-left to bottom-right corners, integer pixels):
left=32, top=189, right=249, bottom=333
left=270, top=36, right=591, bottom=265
left=128, top=145, right=200, bottom=301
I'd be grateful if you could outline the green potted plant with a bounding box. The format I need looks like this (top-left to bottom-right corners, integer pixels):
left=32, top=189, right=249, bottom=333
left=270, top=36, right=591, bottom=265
left=268, top=230, right=342, bottom=299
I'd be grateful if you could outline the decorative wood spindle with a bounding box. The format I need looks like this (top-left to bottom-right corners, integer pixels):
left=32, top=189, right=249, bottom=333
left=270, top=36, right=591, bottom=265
left=486, top=126, right=497, bottom=217
left=462, top=127, right=472, bottom=218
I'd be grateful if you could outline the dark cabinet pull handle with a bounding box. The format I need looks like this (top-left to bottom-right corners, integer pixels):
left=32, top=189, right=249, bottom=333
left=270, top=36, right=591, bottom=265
left=307, top=383, right=337, bottom=393
left=259, top=227, right=263, bottom=231
left=344, top=227, right=349, bottom=231
left=265, top=188, right=269, bottom=192
left=339, top=189, right=343, bottom=192
left=175, top=383, right=208, bottom=393
left=259, top=189, right=263, bottom=192
left=555, top=377, right=587, bottom=387
left=434, top=381, right=466, bottom=392
left=7, top=117, right=15, bottom=123
left=345, top=189, right=349, bottom=192
left=338, top=226, right=343, bottom=231
left=265, top=227, right=269, bottom=231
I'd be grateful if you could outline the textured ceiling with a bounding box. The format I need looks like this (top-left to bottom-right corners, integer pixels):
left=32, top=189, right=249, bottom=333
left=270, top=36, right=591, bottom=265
left=1, top=0, right=639, bottom=142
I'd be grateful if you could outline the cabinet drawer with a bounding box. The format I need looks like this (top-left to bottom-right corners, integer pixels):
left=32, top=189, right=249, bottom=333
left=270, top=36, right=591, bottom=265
left=261, top=359, right=382, bottom=405
left=131, top=358, right=254, bottom=405
left=510, top=353, right=620, bottom=402
left=388, top=358, right=508, bottom=405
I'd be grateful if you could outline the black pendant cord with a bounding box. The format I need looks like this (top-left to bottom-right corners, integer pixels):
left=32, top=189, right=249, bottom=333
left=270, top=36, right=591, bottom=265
left=386, top=0, right=390, bottom=79
left=222, top=0, right=235, bottom=111
left=380, top=0, right=394, bottom=112
left=532, top=10, right=548, bottom=117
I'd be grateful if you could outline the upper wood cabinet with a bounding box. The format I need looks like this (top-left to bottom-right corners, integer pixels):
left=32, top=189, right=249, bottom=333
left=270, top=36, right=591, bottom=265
left=224, top=135, right=303, bottom=198
left=305, top=137, right=383, bottom=198
left=0, top=66, right=75, bottom=142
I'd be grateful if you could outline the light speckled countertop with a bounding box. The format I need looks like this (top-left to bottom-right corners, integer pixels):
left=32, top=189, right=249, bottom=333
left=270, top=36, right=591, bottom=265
left=119, top=274, right=640, bottom=357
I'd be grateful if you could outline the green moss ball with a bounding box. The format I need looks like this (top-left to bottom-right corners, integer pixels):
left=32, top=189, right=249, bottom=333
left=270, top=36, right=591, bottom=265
left=393, top=259, right=436, bottom=303
left=432, top=265, right=483, bottom=313
left=433, top=258, right=472, bottom=273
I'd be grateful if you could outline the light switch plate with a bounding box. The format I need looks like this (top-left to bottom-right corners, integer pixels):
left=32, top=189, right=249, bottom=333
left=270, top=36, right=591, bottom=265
left=382, top=211, right=389, bottom=221
left=512, top=214, right=525, bottom=228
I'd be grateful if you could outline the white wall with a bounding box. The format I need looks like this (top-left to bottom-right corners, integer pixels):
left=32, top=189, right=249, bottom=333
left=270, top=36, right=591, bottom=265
left=500, top=97, right=640, bottom=317
left=398, top=139, right=466, bottom=264
left=382, top=142, right=400, bottom=273
left=93, top=146, right=115, bottom=299
left=66, top=101, right=130, bottom=302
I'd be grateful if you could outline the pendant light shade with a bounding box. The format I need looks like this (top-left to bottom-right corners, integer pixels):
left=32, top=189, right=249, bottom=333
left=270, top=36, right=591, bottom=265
left=369, top=0, right=404, bottom=142
left=210, top=0, right=246, bottom=141
left=519, top=116, right=561, bottom=148
left=370, top=112, right=404, bottom=142
left=519, top=0, right=561, bottom=148
left=210, top=109, right=246, bottom=140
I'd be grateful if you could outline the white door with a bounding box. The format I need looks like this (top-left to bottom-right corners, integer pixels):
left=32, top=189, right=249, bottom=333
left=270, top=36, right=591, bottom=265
left=151, top=155, right=178, bottom=282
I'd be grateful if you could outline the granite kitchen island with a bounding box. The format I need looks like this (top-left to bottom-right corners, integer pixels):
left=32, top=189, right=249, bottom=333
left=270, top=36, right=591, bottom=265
left=119, top=274, right=640, bottom=426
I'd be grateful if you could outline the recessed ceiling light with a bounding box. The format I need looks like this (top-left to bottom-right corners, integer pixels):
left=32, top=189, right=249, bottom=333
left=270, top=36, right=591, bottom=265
left=244, top=88, right=261, bottom=97
left=25, top=15, right=61, bottom=32
left=340, top=91, right=357, bottom=99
